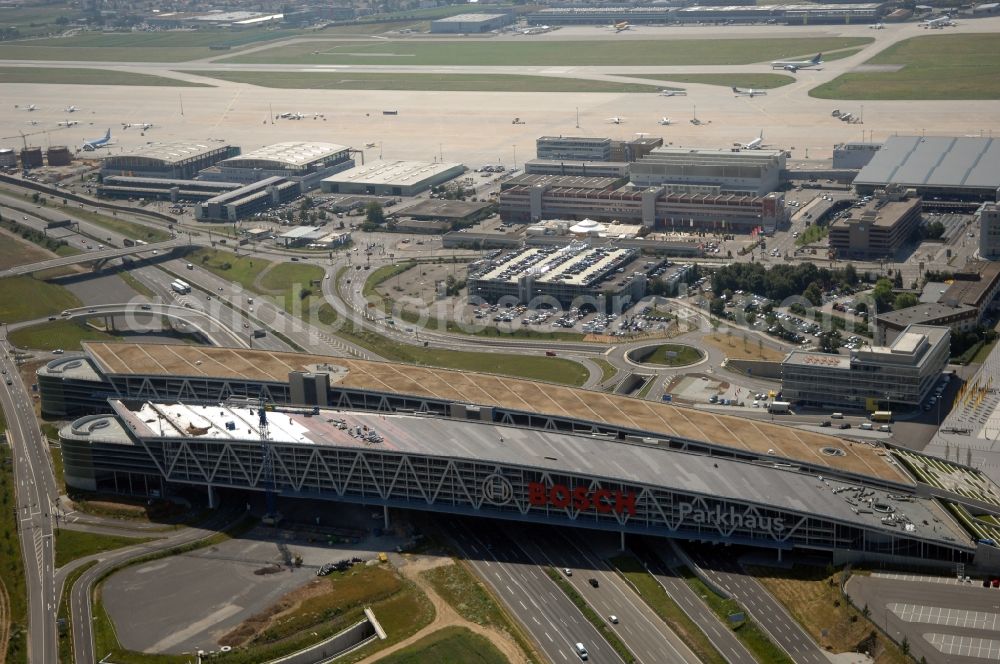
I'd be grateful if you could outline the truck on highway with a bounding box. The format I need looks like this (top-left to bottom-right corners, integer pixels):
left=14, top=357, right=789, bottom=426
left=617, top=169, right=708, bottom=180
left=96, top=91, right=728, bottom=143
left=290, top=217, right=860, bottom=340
left=767, top=401, right=791, bottom=414
left=870, top=410, right=893, bottom=422
left=170, top=279, right=191, bottom=295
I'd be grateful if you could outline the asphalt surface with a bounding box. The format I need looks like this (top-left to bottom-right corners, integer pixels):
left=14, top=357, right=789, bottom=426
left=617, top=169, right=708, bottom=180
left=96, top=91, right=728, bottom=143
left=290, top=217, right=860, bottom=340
left=634, top=543, right=757, bottom=664
left=682, top=545, right=828, bottom=664
left=70, top=508, right=240, bottom=664
left=846, top=573, right=1000, bottom=664
left=0, top=336, right=59, bottom=664
left=517, top=528, right=701, bottom=664
left=447, top=519, right=624, bottom=664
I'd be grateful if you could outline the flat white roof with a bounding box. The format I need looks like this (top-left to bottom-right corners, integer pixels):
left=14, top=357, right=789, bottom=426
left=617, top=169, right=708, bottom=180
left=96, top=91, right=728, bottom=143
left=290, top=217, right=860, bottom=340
left=222, top=142, right=348, bottom=169
left=279, top=225, right=322, bottom=239
left=434, top=13, right=508, bottom=21
left=323, top=160, right=463, bottom=187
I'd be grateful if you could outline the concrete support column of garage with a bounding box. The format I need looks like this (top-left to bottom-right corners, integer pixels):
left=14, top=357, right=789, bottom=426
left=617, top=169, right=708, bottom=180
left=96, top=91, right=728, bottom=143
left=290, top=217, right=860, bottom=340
left=383, top=504, right=390, bottom=530
left=207, top=484, right=216, bottom=509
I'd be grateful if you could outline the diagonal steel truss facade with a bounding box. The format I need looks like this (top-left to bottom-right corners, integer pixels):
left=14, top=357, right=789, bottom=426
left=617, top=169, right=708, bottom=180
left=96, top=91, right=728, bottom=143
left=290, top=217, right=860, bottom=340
left=132, top=434, right=969, bottom=562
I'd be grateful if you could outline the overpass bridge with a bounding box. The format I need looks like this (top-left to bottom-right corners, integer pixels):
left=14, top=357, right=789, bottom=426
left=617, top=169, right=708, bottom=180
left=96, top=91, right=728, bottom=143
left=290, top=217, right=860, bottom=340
left=8, top=303, right=249, bottom=349
left=0, top=238, right=187, bottom=278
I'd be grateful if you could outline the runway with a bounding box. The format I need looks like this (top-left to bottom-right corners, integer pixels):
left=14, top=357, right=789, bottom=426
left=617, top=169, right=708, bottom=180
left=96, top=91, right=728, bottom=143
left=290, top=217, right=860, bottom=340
left=2, top=19, right=999, bottom=168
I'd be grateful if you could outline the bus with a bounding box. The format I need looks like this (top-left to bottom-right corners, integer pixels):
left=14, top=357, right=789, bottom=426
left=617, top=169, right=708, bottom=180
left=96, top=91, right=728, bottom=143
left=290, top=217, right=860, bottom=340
left=170, top=279, right=191, bottom=295
left=870, top=411, right=893, bottom=423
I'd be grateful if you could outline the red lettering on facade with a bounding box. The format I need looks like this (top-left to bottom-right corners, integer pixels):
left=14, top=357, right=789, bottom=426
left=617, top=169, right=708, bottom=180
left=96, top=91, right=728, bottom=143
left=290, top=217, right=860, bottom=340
left=550, top=484, right=571, bottom=508
left=528, top=482, right=548, bottom=506
left=527, top=483, right=636, bottom=516
left=615, top=490, right=637, bottom=517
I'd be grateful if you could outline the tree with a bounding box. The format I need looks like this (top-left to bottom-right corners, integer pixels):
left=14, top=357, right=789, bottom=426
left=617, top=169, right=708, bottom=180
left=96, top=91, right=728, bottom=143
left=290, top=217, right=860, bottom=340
left=893, top=293, right=919, bottom=311
left=365, top=201, right=385, bottom=226
left=872, top=278, right=894, bottom=311
left=804, top=282, right=822, bottom=307
left=893, top=271, right=903, bottom=288
left=901, top=637, right=910, bottom=656
left=709, top=298, right=725, bottom=317
left=843, top=263, right=858, bottom=285
left=924, top=220, right=945, bottom=239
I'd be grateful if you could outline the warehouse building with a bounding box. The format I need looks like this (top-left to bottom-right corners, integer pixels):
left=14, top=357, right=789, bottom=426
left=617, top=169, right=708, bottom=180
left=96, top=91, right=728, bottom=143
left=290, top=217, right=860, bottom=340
left=500, top=177, right=785, bottom=233
left=941, top=260, right=1000, bottom=322
left=782, top=324, right=950, bottom=410
left=854, top=136, right=1000, bottom=201
left=97, top=177, right=240, bottom=202
left=612, top=137, right=663, bottom=163
left=630, top=148, right=786, bottom=196
left=321, top=160, right=464, bottom=196
left=430, top=13, right=514, bottom=33
left=194, top=177, right=300, bottom=221
left=200, top=142, right=354, bottom=191
left=468, top=244, right=647, bottom=312
left=828, top=188, right=922, bottom=259
left=101, top=142, right=239, bottom=180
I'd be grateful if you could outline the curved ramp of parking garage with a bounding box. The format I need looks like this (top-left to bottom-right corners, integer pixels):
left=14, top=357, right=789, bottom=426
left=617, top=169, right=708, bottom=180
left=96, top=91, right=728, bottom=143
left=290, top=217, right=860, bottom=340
left=82, top=341, right=907, bottom=486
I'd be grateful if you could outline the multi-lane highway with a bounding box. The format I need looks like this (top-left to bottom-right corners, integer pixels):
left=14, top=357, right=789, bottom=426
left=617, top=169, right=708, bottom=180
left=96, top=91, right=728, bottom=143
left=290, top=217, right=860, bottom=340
left=683, top=545, right=827, bottom=664
left=518, top=529, right=702, bottom=664
left=447, top=519, right=624, bottom=664
left=0, top=333, right=59, bottom=664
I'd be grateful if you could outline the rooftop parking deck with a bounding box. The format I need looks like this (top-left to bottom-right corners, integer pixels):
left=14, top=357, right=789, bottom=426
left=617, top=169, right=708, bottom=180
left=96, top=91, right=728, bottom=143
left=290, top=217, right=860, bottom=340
left=84, top=342, right=907, bottom=484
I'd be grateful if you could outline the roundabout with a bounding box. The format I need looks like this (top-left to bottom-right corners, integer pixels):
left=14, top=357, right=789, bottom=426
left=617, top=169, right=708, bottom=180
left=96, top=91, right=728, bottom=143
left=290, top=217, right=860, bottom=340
left=625, top=343, right=706, bottom=368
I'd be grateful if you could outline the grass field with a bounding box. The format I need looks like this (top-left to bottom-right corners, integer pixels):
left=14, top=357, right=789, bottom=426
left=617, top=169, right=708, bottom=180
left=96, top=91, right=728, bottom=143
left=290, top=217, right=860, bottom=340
left=810, top=34, right=1000, bottom=99
left=0, top=276, right=80, bottom=323
left=224, top=37, right=872, bottom=67
left=8, top=319, right=119, bottom=351
left=0, top=67, right=208, bottom=87
left=748, top=565, right=908, bottom=663
left=421, top=561, right=539, bottom=663
left=0, top=2, right=81, bottom=38
left=54, top=529, right=155, bottom=568
left=376, top=626, right=507, bottom=664
left=0, top=424, right=28, bottom=664
left=189, top=70, right=663, bottom=92
left=593, top=357, right=619, bottom=383
left=189, top=248, right=269, bottom=291
left=0, top=28, right=305, bottom=62
left=611, top=556, right=726, bottom=664
left=623, top=73, right=796, bottom=89
left=334, top=323, right=590, bottom=385
left=631, top=343, right=705, bottom=367
left=212, top=565, right=435, bottom=664
left=0, top=231, right=51, bottom=269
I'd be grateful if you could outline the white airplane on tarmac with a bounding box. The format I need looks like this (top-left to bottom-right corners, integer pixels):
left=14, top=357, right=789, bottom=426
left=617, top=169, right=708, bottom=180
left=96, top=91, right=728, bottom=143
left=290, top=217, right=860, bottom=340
left=57, top=119, right=80, bottom=127
left=732, top=86, right=768, bottom=98
left=607, top=117, right=625, bottom=124
left=16, top=104, right=37, bottom=111
left=659, top=89, right=687, bottom=97
left=771, top=53, right=823, bottom=72
left=81, top=129, right=112, bottom=151
left=122, top=122, right=154, bottom=130
left=658, top=117, right=673, bottom=126
left=923, top=14, right=955, bottom=27
left=64, top=105, right=81, bottom=113
left=740, top=130, right=765, bottom=150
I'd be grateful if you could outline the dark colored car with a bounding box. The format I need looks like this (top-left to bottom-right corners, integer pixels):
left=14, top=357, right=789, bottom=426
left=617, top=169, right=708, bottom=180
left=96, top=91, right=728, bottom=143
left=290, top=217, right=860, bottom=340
left=588, top=578, right=599, bottom=588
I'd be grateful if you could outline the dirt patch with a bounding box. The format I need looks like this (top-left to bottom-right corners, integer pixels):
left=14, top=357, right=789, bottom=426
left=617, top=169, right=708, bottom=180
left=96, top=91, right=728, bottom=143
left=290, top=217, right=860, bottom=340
left=351, top=554, right=529, bottom=664
left=219, top=577, right=330, bottom=647
left=702, top=333, right=787, bottom=361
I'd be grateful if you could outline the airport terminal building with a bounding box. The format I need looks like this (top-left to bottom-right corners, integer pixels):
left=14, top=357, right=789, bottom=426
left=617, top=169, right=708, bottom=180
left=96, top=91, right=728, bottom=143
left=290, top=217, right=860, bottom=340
left=38, top=342, right=1000, bottom=569
left=101, top=142, right=240, bottom=180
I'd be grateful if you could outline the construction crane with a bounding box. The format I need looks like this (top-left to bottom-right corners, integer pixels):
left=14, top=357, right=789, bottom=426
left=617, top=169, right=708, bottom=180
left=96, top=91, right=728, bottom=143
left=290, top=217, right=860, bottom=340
left=257, top=394, right=282, bottom=525
left=2, top=126, right=70, bottom=150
